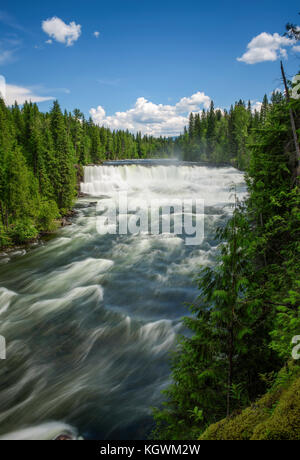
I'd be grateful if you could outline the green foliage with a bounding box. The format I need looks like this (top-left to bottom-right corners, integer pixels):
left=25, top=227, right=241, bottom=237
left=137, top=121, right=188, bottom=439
left=152, top=81, right=300, bottom=440
left=174, top=97, right=281, bottom=167
left=188, top=407, right=204, bottom=423
left=230, top=382, right=249, bottom=408
left=2, top=93, right=266, bottom=249
left=0, top=97, right=177, bottom=249
left=11, top=218, right=38, bottom=244
left=37, top=200, right=60, bottom=232
left=199, top=363, right=300, bottom=440
left=0, top=221, right=11, bottom=247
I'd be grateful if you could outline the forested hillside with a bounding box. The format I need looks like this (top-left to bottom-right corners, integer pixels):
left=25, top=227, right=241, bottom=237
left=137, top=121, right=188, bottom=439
left=175, top=93, right=284, bottom=169
left=0, top=99, right=174, bottom=247
left=0, top=90, right=285, bottom=248
left=152, top=79, right=300, bottom=440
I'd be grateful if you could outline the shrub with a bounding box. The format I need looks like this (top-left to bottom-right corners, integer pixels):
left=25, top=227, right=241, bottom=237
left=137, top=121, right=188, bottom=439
left=11, top=219, right=38, bottom=244
left=0, top=223, right=11, bottom=248
left=37, top=200, right=60, bottom=232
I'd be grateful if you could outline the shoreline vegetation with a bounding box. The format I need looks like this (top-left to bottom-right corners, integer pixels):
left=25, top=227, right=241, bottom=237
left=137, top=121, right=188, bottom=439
left=0, top=158, right=233, bottom=256
left=0, top=93, right=279, bottom=250
left=0, top=156, right=235, bottom=255
left=151, top=77, right=300, bottom=439
left=1, top=75, right=299, bottom=440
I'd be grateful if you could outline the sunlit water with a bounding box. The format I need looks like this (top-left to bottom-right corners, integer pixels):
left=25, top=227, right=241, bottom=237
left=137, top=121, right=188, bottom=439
left=0, top=161, right=245, bottom=440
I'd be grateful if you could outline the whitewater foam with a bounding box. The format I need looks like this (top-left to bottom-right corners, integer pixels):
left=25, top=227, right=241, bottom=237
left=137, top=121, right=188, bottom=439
left=0, top=421, right=77, bottom=440
left=0, top=162, right=246, bottom=440
left=81, top=164, right=246, bottom=207
left=0, top=288, right=17, bottom=315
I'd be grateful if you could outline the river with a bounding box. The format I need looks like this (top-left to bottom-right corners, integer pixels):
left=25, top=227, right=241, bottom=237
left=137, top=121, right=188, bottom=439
left=0, top=161, right=245, bottom=440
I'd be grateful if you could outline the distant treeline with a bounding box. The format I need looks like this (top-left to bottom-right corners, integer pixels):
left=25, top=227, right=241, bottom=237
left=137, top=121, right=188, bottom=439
left=0, top=91, right=284, bottom=247
left=152, top=85, right=300, bottom=441
left=176, top=92, right=284, bottom=169
left=0, top=99, right=173, bottom=247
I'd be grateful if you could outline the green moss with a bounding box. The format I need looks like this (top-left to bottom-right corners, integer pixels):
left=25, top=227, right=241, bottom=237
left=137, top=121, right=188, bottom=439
left=200, top=365, right=300, bottom=440
left=252, top=377, right=300, bottom=440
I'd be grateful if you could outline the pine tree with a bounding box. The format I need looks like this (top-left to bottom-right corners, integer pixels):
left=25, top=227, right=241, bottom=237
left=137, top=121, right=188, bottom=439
left=50, top=100, right=76, bottom=210
left=206, top=101, right=216, bottom=159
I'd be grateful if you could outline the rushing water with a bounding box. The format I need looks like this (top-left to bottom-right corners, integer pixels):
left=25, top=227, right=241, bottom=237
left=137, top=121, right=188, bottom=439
left=0, top=161, right=245, bottom=440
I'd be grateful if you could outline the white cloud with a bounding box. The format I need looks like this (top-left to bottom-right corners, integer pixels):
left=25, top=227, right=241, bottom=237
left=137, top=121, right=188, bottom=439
left=271, top=88, right=282, bottom=95
left=175, top=91, right=211, bottom=111
left=292, top=45, right=300, bottom=52
left=251, top=101, right=262, bottom=113
left=215, top=107, right=225, bottom=114
left=0, top=75, right=6, bottom=99
left=42, top=17, right=81, bottom=47
left=45, top=39, right=53, bottom=45
left=237, top=32, right=295, bottom=64
left=94, top=31, right=100, bottom=38
left=4, top=84, right=54, bottom=105
left=90, top=91, right=211, bottom=136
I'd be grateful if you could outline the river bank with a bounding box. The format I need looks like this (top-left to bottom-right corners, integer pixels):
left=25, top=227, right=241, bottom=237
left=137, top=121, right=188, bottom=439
left=0, top=162, right=245, bottom=439
left=0, top=159, right=239, bottom=254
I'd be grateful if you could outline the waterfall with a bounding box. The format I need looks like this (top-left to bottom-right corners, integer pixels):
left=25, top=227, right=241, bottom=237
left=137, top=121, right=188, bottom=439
left=81, top=163, right=246, bottom=207
left=0, top=161, right=246, bottom=440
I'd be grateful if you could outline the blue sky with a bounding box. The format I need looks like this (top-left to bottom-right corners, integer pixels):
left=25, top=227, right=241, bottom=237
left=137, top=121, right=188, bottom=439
left=0, top=0, right=300, bottom=136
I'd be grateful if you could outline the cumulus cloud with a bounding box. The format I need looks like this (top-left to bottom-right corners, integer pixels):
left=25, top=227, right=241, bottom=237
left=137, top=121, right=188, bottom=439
left=237, top=32, right=295, bottom=64
left=175, top=91, right=211, bottom=112
left=251, top=101, right=262, bottom=113
left=90, top=91, right=211, bottom=136
left=4, top=83, right=54, bottom=105
left=94, top=31, right=100, bottom=38
left=42, top=17, right=81, bottom=46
